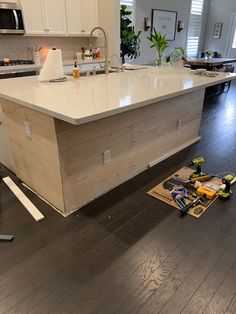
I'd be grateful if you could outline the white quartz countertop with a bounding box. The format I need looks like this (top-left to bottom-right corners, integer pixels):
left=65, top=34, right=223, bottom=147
left=0, top=67, right=235, bottom=125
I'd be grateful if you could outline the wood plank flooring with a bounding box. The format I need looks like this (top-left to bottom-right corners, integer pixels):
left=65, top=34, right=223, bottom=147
left=1, top=82, right=236, bottom=313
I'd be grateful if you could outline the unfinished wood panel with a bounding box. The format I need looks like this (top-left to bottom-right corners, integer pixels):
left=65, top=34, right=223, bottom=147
left=59, top=91, right=204, bottom=213
left=62, top=119, right=201, bottom=212
left=2, top=101, right=65, bottom=213
left=55, top=90, right=205, bottom=149
left=58, top=90, right=204, bottom=178
left=4, top=114, right=60, bottom=168
left=1, top=98, right=55, bottom=132
left=10, top=141, right=64, bottom=212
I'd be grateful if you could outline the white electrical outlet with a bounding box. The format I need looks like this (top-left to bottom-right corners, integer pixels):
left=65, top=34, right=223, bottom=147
left=103, top=149, right=111, bottom=164
left=176, top=118, right=182, bottom=130
left=24, top=121, right=32, bottom=138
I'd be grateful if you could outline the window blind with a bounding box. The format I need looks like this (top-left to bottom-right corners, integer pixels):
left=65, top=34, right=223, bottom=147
left=186, top=0, right=204, bottom=58
left=232, top=28, right=236, bottom=48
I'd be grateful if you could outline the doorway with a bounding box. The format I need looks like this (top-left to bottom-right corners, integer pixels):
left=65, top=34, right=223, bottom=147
left=227, top=13, right=236, bottom=60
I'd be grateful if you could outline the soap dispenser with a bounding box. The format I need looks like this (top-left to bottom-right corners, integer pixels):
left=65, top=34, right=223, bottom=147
left=73, top=62, right=80, bottom=79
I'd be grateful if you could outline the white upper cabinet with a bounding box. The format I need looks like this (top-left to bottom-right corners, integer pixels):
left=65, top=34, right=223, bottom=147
left=43, top=0, right=67, bottom=35
left=20, top=0, right=67, bottom=35
left=66, top=0, right=98, bottom=36
left=20, top=0, right=45, bottom=34
left=0, top=0, right=19, bottom=3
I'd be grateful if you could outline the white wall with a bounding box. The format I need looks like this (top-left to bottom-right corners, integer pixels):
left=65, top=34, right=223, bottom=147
left=204, top=0, right=236, bottom=56
left=135, top=0, right=190, bottom=64
left=134, top=0, right=210, bottom=64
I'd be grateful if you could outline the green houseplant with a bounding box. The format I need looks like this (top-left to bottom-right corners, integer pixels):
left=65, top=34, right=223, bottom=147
left=147, top=29, right=168, bottom=66
left=120, top=5, right=141, bottom=64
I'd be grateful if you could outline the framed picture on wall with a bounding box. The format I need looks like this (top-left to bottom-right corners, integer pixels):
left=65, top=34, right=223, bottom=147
left=213, top=22, right=223, bottom=39
left=151, top=9, right=177, bottom=41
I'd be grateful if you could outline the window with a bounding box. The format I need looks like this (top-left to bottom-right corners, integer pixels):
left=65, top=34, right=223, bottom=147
left=186, top=0, right=204, bottom=58
left=232, top=28, right=236, bottom=48
left=120, top=0, right=134, bottom=24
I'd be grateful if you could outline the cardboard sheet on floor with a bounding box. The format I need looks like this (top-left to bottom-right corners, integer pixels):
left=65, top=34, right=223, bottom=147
left=147, top=166, right=222, bottom=218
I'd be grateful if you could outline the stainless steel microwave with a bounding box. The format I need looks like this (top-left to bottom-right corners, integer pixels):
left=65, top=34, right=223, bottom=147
left=0, top=3, right=24, bottom=34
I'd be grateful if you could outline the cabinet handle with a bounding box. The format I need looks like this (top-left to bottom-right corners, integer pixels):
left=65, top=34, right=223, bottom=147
left=81, top=29, right=85, bottom=33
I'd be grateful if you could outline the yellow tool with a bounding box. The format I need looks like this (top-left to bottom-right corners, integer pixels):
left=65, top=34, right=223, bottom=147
left=188, top=157, right=208, bottom=179
left=196, top=186, right=217, bottom=200
left=218, top=173, right=236, bottom=200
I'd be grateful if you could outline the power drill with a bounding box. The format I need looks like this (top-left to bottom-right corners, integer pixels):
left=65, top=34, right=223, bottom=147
left=218, top=173, right=236, bottom=199
left=188, top=157, right=208, bottom=179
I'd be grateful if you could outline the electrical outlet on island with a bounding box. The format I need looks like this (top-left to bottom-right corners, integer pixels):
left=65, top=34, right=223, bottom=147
left=176, top=118, right=182, bottom=130
left=103, top=149, right=111, bottom=164
left=24, top=121, right=32, bottom=139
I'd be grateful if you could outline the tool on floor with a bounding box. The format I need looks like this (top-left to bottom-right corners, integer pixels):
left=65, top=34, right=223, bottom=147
left=187, top=157, right=208, bottom=179
left=171, top=187, right=191, bottom=211
left=189, top=174, right=214, bottom=183
left=218, top=173, right=236, bottom=200
left=0, top=235, right=14, bottom=241
left=180, top=197, right=203, bottom=216
left=196, top=186, right=217, bottom=200
left=152, top=190, right=173, bottom=202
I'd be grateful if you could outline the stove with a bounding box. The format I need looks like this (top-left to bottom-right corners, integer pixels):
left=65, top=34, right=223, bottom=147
left=0, top=59, right=37, bottom=79
left=0, top=59, right=34, bottom=67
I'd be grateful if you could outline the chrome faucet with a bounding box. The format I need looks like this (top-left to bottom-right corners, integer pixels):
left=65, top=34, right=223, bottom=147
left=89, top=26, right=109, bottom=74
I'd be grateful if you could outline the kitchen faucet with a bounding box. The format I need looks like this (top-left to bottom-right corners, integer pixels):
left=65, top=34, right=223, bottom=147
left=89, top=26, right=109, bottom=74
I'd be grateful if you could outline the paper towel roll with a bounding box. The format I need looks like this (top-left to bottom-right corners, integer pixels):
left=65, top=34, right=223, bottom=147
left=38, top=48, right=64, bottom=82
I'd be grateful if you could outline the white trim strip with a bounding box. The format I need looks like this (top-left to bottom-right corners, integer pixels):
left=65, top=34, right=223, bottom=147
left=3, top=177, right=44, bottom=222
left=148, top=137, right=201, bottom=168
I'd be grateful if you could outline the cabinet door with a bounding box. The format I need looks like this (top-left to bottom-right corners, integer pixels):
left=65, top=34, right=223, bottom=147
left=66, top=0, right=98, bottom=36
left=0, top=0, right=19, bottom=3
left=20, top=0, right=46, bottom=35
left=65, top=0, right=83, bottom=35
left=43, top=0, right=67, bottom=35
left=80, top=0, right=98, bottom=34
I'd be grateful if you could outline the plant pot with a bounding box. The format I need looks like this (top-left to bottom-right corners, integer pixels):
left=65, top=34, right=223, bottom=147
left=155, top=53, right=165, bottom=67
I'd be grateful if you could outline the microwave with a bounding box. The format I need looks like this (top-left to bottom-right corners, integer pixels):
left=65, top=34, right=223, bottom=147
left=0, top=3, right=24, bottom=34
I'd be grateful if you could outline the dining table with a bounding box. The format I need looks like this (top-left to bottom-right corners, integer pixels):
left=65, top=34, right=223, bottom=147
left=186, top=58, right=236, bottom=70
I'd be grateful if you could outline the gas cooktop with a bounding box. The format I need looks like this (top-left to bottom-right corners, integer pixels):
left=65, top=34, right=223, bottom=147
left=0, top=59, right=34, bottom=66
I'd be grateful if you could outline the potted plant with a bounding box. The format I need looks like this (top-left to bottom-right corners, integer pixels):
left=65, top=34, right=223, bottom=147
left=120, top=5, right=141, bottom=64
left=205, top=49, right=214, bottom=60
left=147, top=29, right=168, bottom=66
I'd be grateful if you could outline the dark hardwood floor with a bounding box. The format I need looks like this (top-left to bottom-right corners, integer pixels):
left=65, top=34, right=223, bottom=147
left=1, top=82, right=236, bottom=313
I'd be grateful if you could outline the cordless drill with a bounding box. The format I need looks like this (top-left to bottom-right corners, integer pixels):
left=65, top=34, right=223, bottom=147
left=188, top=157, right=208, bottom=180
left=218, top=173, right=236, bottom=199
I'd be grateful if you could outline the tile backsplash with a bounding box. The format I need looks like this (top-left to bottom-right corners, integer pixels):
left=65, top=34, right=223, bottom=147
left=0, top=36, right=97, bottom=61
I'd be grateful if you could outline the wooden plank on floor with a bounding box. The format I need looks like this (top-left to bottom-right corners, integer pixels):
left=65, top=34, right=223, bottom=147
left=2, top=177, right=44, bottom=222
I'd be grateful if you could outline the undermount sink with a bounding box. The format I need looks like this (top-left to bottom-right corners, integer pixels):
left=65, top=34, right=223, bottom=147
left=66, top=68, right=119, bottom=77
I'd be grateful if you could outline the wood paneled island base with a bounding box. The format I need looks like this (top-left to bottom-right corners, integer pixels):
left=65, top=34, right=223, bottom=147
left=1, top=89, right=204, bottom=215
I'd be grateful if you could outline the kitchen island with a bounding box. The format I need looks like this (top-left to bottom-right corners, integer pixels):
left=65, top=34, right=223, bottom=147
left=0, top=67, right=235, bottom=215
